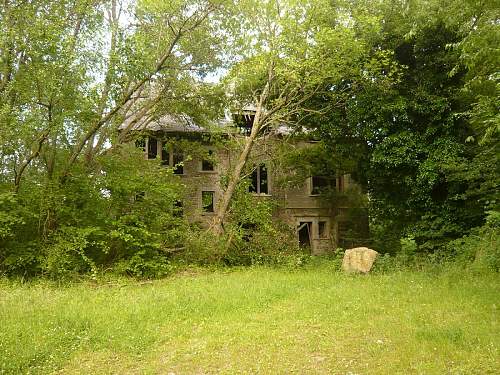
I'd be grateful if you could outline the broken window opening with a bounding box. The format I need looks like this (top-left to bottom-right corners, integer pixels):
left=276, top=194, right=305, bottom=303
left=147, top=137, right=158, bottom=159
left=233, top=113, right=255, bottom=136
left=249, top=164, right=269, bottom=195
left=318, top=221, right=328, bottom=238
left=202, top=191, right=215, bottom=213
left=173, top=150, right=184, bottom=175
left=160, top=142, right=184, bottom=174
left=173, top=200, right=183, bottom=218
left=240, top=222, right=257, bottom=242
left=135, top=137, right=146, bottom=152
left=311, top=176, right=336, bottom=195
left=202, top=150, right=215, bottom=171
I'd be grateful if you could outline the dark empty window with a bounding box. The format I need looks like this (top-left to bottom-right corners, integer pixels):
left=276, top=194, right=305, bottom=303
left=311, top=176, right=336, bottom=195
left=147, top=137, right=158, bottom=159
left=161, top=141, right=169, bottom=166
left=160, top=142, right=183, bottom=174
left=173, top=200, right=183, bottom=217
left=173, top=149, right=183, bottom=175
left=202, top=150, right=215, bottom=171
left=202, top=191, right=215, bottom=213
left=249, top=164, right=268, bottom=194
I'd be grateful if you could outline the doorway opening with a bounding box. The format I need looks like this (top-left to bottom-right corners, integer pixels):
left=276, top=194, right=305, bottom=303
left=297, top=221, right=312, bottom=249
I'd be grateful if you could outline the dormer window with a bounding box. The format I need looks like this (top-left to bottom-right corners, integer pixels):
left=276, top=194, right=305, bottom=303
left=233, top=113, right=255, bottom=136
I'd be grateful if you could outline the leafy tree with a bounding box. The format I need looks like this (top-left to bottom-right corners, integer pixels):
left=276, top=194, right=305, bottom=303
left=210, top=0, right=368, bottom=234
left=0, top=0, right=229, bottom=276
left=305, top=0, right=499, bottom=253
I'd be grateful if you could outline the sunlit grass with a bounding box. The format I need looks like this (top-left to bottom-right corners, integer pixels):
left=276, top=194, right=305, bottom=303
left=1, top=264, right=499, bottom=374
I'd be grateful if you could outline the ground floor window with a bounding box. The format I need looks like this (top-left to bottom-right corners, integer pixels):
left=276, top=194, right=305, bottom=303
left=297, top=221, right=312, bottom=248
left=173, top=200, right=183, bottom=217
left=202, top=191, right=215, bottom=213
left=318, top=221, right=329, bottom=238
left=148, top=137, right=158, bottom=159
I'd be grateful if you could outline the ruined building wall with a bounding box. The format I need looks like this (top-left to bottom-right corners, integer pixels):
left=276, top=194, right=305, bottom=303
left=140, top=134, right=365, bottom=254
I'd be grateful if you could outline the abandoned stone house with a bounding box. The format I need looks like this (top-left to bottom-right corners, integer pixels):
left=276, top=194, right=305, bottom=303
left=120, top=109, right=367, bottom=254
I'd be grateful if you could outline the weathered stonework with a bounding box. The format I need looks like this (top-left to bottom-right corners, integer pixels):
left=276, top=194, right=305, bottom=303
left=121, top=114, right=368, bottom=254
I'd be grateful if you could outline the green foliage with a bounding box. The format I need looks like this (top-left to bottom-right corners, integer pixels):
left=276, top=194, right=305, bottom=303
left=0, top=145, right=185, bottom=278
left=44, top=226, right=102, bottom=280
left=222, top=180, right=299, bottom=266
left=1, top=0, right=498, bottom=277
left=447, top=211, right=500, bottom=273
left=302, top=0, right=498, bottom=255
left=0, top=192, right=24, bottom=241
left=0, top=0, right=227, bottom=279
left=180, top=179, right=301, bottom=267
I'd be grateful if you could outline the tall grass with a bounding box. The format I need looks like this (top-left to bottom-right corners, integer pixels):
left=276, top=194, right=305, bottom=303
left=1, top=264, right=499, bottom=374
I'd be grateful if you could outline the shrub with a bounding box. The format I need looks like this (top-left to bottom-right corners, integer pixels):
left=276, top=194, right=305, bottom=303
left=43, top=226, right=103, bottom=280
left=448, top=211, right=500, bottom=272
left=0, top=192, right=25, bottom=241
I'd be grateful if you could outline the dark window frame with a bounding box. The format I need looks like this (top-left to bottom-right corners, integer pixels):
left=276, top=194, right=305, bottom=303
left=201, top=150, right=215, bottom=172
left=161, top=141, right=184, bottom=175
left=249, top=163, right=269, bottom=195
left=147, top=137, right=158, bottom=159
left=310, top=175, right=336, bottom=195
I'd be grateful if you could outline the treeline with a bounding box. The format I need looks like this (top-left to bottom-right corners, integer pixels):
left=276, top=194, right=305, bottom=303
left=0, top=0, right=498, bottom=278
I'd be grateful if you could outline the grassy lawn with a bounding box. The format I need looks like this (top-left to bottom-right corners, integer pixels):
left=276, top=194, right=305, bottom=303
left=1, top=264, right=499, bottom=374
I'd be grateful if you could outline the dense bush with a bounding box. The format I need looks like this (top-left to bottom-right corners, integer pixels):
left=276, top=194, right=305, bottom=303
left=178, top=181, right=302, bottom=267
left=0, top=145, right=185, bottom=279
left=448, top=211, right=500, bottom=272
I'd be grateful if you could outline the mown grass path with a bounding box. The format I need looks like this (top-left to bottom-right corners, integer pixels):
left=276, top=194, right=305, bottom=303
left=1, top=266, right=499, bottom=374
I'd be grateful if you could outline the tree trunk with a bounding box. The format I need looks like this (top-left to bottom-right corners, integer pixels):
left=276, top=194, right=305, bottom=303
left=209, top=81, right=271, bottom=235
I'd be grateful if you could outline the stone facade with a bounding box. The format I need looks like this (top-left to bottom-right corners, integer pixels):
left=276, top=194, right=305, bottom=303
left=134, top=130, right=367, bottom=255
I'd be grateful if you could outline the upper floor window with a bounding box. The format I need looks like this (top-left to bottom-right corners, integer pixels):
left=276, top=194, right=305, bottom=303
left=161, top=141, right=184, bottom=174
left=310, top=176, right=336, bottom=195
left=249, top=164, right=269, bottom=195
left=201, top=150, right=215, bottom=171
